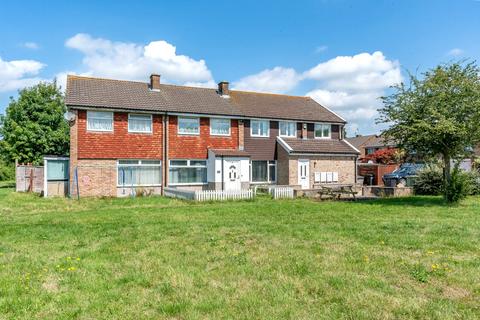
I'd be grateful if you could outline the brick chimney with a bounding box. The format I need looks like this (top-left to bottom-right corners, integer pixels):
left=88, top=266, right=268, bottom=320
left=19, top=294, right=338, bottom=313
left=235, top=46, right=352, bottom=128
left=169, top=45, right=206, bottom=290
left=150, top=74, right=161, bottom=90
left=218, top=81, right=229, bottom=96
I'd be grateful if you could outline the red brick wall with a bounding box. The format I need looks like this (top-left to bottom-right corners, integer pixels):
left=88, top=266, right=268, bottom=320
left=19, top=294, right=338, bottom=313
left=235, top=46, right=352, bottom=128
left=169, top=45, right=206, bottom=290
left=77, top=110, right=163, bottom=159
left=168, top=116, right=238, bottom=159
left=358, top=163, right=398, bottom=185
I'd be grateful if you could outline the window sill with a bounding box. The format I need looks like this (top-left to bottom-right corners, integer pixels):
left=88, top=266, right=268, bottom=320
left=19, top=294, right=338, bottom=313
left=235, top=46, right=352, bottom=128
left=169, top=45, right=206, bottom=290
left=168, top=183, right=208, bottom=186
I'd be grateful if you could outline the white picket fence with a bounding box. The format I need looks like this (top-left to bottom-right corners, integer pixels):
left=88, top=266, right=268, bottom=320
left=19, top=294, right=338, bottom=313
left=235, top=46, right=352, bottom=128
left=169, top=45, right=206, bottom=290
left=164, top=187, right=254, bottom=201
left=194, top=189, right=254, bottom=201
left=269, top=186, right=295, bottom=199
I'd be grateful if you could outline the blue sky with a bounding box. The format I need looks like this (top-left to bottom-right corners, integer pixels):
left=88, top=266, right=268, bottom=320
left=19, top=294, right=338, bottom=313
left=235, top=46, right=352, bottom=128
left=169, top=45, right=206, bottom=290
left=1, top=0, right=479, bottom=134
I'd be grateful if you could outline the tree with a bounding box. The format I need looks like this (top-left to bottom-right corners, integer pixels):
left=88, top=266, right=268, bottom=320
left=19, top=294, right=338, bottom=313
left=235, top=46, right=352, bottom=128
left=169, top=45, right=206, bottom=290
left=378, top=61, right=480, bottom=201
left=0, top=81, right=69, bottom=165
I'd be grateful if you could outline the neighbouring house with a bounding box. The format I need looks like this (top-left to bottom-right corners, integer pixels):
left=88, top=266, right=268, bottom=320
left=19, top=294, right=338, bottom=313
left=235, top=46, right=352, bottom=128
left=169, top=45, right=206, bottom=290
left=346, top=134, right=397, bottom=158
left=66, top=74, right=359, bottom=197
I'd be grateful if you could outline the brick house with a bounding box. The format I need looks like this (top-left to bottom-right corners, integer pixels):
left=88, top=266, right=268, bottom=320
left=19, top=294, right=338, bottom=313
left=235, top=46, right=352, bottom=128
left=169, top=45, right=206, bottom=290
left=346, top=134, right=396, bottom=158
left=66, top=74, right=359, bottom=197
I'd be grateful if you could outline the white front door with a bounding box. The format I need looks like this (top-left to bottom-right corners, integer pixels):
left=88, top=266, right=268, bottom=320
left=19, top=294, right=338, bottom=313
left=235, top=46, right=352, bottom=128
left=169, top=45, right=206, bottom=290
left=298, top=159, right=310, bottom=189
left=224, top=160, right=241, bottom=191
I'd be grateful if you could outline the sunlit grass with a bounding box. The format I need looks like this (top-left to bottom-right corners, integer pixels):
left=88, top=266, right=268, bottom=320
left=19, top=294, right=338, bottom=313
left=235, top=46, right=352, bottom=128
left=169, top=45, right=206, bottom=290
left=0, top=187, right=479, bottom=319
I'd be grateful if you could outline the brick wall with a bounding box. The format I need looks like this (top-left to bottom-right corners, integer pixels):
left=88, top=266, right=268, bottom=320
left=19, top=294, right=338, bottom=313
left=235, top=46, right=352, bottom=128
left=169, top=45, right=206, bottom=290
left=277, top=148, right=356, bottom=188
left=74, top=159, right=117, bottom=197
left=168, top=116, right=239, bottom=159
left=76, top=110, right=163, bottom=159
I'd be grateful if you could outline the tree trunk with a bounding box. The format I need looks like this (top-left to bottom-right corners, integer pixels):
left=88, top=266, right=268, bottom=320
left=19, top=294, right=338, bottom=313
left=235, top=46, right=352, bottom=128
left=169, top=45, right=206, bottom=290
left=443, top=153, right=451, bottom=199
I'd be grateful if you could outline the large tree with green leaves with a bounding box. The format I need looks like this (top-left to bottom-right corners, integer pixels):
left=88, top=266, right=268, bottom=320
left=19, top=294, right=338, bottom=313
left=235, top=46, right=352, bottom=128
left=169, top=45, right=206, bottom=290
left=0, top=81, right=69, bottom=165
left=378, top=61, right=480, bottom=201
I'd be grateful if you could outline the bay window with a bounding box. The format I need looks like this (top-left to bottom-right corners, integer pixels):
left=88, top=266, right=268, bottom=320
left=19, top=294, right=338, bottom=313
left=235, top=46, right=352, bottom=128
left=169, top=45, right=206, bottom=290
left=87, top=111, right=113, bottom=132
left=178, top=117, right=200, bottom=135
left=210, top=118, right=231, bottom=136
left=251, top=160, right=276, bottom=183
left=128, top=114, right=152, bottom=133
left=117, top=160, right=162, bottom=186
left=279, top=121, right=297, bottom=137
left=314, top=123, right=331, bottom=138
left=169, top=160, right=207, bottom=184
left=251, top=120, right=269, bottom=137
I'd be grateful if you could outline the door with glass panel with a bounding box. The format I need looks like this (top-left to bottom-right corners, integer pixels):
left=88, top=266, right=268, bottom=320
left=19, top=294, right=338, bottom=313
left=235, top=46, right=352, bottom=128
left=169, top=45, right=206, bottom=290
left=224, top=160, right=241, bottom=191
left=298, top=159, right=310, bottom=189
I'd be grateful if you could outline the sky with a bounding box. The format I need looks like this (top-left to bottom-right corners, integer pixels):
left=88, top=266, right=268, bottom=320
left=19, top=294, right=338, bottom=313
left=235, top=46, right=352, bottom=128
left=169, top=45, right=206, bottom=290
left=1, top=0, right=479, bottom=135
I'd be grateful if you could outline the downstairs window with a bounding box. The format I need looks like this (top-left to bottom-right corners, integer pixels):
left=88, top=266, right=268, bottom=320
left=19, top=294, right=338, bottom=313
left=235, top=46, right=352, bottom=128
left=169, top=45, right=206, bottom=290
left=251, top=160, right=276, bottom=183
left=117, top=160, right=162, bottom=186
left=169, top=160, right=207, bottom=184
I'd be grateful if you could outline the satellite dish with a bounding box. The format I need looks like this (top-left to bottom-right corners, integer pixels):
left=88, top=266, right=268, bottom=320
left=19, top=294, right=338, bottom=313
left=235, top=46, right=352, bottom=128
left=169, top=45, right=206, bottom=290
left=65, top=111, right=76, bottom=122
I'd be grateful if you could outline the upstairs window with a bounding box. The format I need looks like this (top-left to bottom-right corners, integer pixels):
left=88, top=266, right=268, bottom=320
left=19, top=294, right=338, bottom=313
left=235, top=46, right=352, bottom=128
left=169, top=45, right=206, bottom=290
left=279, top=121, right=297, bottom=137
left=87, top=111, right=113, bottom=132
left=251, top=120, right=269, bottom=137
left=128, top=114, right=152, bottom=133
left=210, top=118, right=231, bottom=136
left=178, top=117, right=200, bottom=135
left=314, top=123, right=331, bottom=138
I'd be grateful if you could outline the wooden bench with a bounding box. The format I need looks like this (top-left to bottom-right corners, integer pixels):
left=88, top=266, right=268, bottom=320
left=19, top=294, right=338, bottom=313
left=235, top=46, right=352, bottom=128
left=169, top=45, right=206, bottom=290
left=317, top=184, right=356, bottom=200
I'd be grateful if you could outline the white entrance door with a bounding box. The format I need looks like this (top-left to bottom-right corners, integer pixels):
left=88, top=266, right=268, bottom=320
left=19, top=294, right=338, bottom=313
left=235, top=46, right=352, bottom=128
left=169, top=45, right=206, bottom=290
left=298, top=159, right=310, bottom=189
left=224, top=160, right=241, bottom=191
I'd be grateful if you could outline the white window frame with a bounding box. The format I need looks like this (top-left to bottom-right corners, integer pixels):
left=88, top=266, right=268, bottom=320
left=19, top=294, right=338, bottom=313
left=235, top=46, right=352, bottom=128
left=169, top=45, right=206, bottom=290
left=128, top=113, right=153, bottom=134
left=168, top=159, right=208, bottom=186
left=117, top=159, right=162, bottom=187
left=250, top=119, right=270, bottom=137
left=210, top=118, right=231, bottom=136
left=178, top=117, right=200, bottom=135
left=314, top=123, right=332, bottom=139
left=249, top=160, right=277, bottom=184
left=279, top=121, right=297, bottom=138
left=87, top=111, right=113, bottom=132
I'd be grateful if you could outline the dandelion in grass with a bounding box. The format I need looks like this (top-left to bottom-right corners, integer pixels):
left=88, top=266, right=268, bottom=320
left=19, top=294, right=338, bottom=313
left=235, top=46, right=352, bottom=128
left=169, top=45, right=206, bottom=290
left=76, top=257, right=81, bottom=261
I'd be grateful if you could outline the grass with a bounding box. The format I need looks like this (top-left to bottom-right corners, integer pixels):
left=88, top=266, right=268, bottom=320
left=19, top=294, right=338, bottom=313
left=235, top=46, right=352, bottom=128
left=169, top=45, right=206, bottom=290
left=0, top=187, right=479, bottom=319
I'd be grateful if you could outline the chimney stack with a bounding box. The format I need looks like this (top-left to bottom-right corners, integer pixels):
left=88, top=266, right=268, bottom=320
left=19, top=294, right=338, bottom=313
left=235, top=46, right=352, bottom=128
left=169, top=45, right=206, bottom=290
left=218, top=81, right=229, bottom=96
left=150, top=74, right=161, bottom=90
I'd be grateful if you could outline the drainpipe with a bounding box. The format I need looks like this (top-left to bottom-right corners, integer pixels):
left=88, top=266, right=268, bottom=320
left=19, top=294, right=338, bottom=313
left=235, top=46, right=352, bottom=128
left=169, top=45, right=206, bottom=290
left=162, top=114, right=169, bottom=194
left=221, top=155, right=224, bottom=191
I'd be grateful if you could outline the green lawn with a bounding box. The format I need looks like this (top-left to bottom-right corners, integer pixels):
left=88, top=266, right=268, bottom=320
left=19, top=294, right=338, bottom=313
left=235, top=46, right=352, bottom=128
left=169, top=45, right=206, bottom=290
left=0, top=186, right=479, bottom=319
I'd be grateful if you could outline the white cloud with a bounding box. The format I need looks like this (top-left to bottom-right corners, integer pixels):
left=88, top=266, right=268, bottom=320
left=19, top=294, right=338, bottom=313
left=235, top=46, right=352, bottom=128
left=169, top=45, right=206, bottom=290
left=447, top=48, right=464, bottom=57
left=304, top=51, right=402, bottom=134
left=304, top=51, right=401, bottom=91
left=23, top=42, right=39, bottom=50
left=64, top=33, right=214, bottom=85
left=232, top=67, right=300, bottom=93
left=0, top=56, right=46, bottom=92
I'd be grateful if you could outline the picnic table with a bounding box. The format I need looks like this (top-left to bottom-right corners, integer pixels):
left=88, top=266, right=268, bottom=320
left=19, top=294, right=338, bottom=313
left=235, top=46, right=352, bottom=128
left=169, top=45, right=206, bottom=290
left=316, top=184, right=356, bottom=200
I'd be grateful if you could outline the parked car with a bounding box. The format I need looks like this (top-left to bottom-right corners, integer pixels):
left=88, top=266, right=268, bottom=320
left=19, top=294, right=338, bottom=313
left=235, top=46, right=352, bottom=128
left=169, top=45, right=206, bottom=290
left=382, top=163, right=424, bottom=187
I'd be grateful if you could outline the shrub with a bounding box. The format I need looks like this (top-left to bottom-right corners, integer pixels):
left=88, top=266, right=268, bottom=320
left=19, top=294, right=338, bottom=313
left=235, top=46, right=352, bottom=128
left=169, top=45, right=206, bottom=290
left=444, top=167, right=471, bottom=203
left=0, top=160, right=14, bottom=181
left=464, top=170, right=480, bottom=195
left=414, top=166, right=443, bottom=195
left=363, top=148, right=398, bottom=164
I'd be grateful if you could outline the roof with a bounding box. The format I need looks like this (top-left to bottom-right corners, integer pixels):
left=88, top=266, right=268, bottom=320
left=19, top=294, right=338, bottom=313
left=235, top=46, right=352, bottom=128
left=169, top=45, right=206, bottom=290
left=346, top=134, right=396, bottom=149
left=364, top=136, right=396, bottom=148
left=66, top=75, right=241, bottom=117
left=228, top=90, right=344, bottom=123
left=66, top=75, right=345, bottom=123
left=278, top=137, right=360, bottom=155
left=209, top=149, right=250, bottom=157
